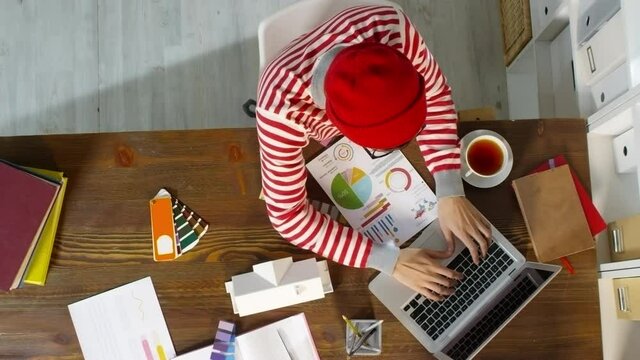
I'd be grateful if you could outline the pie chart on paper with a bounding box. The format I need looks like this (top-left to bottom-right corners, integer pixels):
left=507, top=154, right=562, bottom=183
left=330, top=167, right=372, bottom=209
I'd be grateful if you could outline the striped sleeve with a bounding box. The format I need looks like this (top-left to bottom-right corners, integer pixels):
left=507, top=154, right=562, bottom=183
left=398, top=11, right=464, bottom=198
left=256, top=110, right=372, bottom=268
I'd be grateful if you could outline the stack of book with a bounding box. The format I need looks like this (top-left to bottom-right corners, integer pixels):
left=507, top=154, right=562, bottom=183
left=0, top=160, right=68, bottom=291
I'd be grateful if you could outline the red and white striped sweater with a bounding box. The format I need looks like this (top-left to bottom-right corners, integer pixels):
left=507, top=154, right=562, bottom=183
left=257, top=5, right=463, bottom=272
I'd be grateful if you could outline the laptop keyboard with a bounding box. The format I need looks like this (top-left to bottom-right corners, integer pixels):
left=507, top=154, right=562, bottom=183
left=401, top=242, right=514, bottom=341
left=444, top=275, right=538, bottom=360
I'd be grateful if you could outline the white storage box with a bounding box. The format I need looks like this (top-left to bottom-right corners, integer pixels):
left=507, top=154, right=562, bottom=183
left=579, top=10, right=626, bottom=86
left=612, top=128, right=636, bottom=174
left=577, top=0, right=621, bottom=45
left=591, top=62, right=630, bottom=109
left=533, top=0, right=566, bottom=40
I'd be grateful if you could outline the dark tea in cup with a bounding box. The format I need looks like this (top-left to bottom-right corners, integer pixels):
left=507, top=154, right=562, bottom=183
left=466, top=137, right=505, bottom=177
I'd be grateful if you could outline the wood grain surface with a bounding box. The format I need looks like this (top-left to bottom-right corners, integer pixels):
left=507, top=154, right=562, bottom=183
left=0, top=119, right=601, bottom=359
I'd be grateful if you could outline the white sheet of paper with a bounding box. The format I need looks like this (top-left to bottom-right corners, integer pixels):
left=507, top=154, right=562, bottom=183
left=236, top=313, right=319, bottom=360
left=68, top=277, right=176, bottom=360
left=307, top=137, right=437, bottom=244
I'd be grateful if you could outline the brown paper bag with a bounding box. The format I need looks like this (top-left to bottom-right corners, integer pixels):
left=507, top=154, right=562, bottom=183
left=512, top=165, right=593, bottom=262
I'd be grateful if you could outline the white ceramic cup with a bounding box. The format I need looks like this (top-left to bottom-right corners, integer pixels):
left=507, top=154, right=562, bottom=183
left=464, top=135, right=509, bottom=178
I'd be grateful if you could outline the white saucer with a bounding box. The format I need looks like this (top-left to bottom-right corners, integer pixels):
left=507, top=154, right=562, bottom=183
left=460, top=129, right=513, bottom=188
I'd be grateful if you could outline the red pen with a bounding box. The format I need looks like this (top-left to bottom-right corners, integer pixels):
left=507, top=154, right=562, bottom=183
left=560, top=256, right=575, bottom=275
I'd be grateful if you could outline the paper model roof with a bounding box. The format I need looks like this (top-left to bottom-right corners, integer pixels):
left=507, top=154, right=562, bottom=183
left=231, top=257, right=320, bottom=297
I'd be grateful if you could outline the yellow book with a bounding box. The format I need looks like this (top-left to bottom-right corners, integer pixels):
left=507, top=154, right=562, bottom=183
left=22, top=168, right=68, bottom=286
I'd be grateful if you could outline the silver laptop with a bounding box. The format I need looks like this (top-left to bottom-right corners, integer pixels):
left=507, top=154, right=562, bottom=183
left=369, top=220, right=561, bottom=360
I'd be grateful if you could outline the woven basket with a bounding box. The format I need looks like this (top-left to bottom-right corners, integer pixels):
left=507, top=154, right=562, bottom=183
left=500, top=0, right=532, bottom=66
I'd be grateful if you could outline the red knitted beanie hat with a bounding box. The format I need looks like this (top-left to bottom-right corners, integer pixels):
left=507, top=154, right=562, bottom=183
left=325, top=42, right=426, bottom=149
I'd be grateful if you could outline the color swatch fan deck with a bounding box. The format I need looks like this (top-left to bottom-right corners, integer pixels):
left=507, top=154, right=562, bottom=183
left=150, top=188, right=209, bottom=261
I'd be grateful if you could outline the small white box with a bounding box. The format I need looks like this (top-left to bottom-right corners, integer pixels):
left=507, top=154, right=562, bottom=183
left=532, top=0, right=565, bottom=39
left=591, top=62, right=629, bottom=109
left=612, top=128, right=636, bottom=174
left=577, top=0, right=621, bottom=45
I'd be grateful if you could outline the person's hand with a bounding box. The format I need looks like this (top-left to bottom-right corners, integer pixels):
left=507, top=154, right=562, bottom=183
left=438, top=196, right=491, bottom=265
left=392, top=248, right=463, bottom=301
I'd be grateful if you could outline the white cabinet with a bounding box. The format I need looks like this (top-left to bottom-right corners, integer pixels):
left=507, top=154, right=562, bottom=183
left=507, top=0, right=640, bottom=120
left=575, top=0, right=640, bottom=119
left=505, top=1, right=640, bottom=357
left=589, top=86, right=640, bottom=360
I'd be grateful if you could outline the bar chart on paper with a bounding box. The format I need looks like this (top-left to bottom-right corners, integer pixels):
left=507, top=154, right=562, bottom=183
left=362, top=195, right=398, bottom=242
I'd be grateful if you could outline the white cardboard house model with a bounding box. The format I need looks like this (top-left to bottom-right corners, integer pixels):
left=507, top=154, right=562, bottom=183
left=225, top=257, right=333, bottom=317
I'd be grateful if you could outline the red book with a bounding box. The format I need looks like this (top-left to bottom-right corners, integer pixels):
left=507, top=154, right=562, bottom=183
left=0, top=161, right=60, bottom=291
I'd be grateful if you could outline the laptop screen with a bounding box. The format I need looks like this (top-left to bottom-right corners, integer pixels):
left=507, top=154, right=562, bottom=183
left=443, top=270, right=552, bottom=360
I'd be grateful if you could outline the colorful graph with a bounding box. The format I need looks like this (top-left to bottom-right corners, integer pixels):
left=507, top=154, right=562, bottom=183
left=362, top=195, right=391, bottom=228
left=364, top=214, right=399, bottom=243
left=333, top=143, right=354, bottom=161
left=384, top=168, right=412, bottom=192
left=330, top=167, right=372, bottom=209
left=411, top=199, right=437, bottom=220
left=360, top=195, right=399, bottom=242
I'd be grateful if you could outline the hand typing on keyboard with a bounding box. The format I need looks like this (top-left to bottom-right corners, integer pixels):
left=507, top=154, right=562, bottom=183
left=438, top=197, right=491, bottom=265
left=393, top=248, right=464, bottom=301
left=402, top=243, right=514, bottom=340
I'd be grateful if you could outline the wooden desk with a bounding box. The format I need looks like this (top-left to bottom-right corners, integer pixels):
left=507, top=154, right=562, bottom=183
left=0, top=119, right=601, bottom=359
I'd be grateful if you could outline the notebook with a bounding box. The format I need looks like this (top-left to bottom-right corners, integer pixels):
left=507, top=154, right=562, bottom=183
left=512, top=165, right=594, bottom=262
left=0, top=161, right=60, bottom=291
left=22, top=168, right=68, bottom=286
left=529, top=155, right=606, bottom=236
left=235, top=313, right=319, bottom=360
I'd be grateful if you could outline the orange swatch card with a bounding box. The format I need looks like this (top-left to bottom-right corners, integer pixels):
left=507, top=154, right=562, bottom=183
left=150, top=195, right=178, bottom=261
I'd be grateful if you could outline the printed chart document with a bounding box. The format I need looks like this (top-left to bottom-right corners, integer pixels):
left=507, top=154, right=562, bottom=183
left=68, top=277, right=176, bottom=360
left=307, top=137, right=437, bottom=244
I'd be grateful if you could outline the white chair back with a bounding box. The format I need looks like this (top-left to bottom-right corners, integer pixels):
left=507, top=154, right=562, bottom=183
left=258, top=0, right=400, bottom=71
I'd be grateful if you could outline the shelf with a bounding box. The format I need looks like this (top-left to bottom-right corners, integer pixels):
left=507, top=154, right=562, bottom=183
left=506, top=24, right=579, bottom=120
left=600, top=258, right=640, bottom=275
left=506, top=43, right=539, bottom=120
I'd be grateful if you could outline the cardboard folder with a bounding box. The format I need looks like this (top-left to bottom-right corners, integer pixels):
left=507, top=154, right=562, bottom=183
left=512, top=165, right=594, bottom=262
